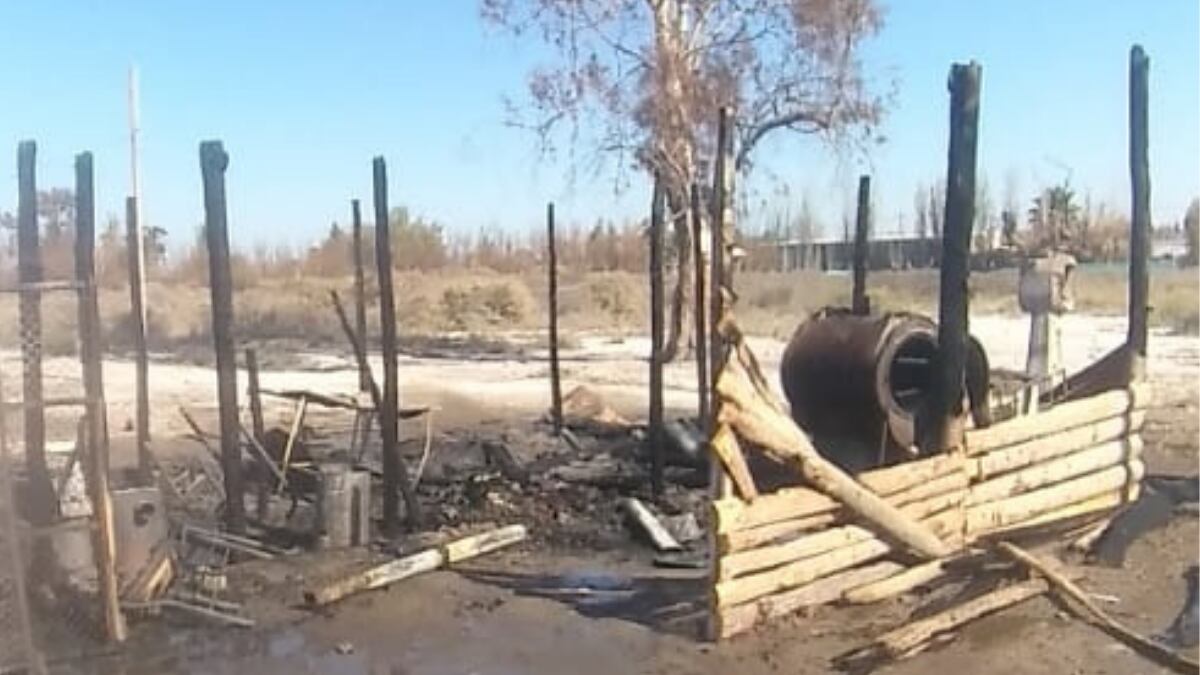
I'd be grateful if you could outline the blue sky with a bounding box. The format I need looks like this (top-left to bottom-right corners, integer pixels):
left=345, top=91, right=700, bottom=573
left=0, top=1, right=1195, bottom=251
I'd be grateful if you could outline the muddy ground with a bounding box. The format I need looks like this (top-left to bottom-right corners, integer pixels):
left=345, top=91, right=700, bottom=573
left=2, top=313, right=1196, bottom=674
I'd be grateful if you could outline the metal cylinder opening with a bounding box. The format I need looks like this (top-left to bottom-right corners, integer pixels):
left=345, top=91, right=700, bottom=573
left=885, top=333, right=938, bottom=414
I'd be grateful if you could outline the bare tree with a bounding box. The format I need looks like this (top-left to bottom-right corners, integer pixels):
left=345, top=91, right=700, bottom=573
left=483, top=0, right=887, bottom=359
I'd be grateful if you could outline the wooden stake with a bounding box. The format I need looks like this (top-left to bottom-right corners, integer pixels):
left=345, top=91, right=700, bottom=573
left=125, top=196, right=151, bottom=477
left=546, top=202, right=563, bottom=435
left=245, top=348, right=265, bottom=441
left=648, top=175, right=666, bottom=496
left=276, top=396, right=307, bottom=494
left=690, top=184, right=710, bottom=427
left=1127, top=46, right=1151, bottom=379
left=16, top=140, right=53, bottom=526
left=200, top=140, right=245, bottom=533
left=351, top=199, right=370, bottom=393
left=997, top=542, right=1198, bottom=674
left=933, top=62, right=982, bottom=452
left=76, top=152, right=128, bottom=642
left=851, top=175, right=871, bottom=315
left=372, top=157, right=421, bottom=531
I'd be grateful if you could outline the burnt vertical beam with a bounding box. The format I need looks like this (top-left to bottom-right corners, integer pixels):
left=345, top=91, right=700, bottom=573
left=372, top=157, right=421, bottom=532
left=852, top=175, right=872, bottom=315
left=351, top=199, right=370, bottom=393
left=200, top=141, right=245, bottom=533
left=1127, top=45, right=1150, bottom=378
left=648, top=176, right=666, bottom=496
left=16, top=140, right=53, bottom=525
left=245, top=348, right=265, bottom=441
left=546, top=202, right=563, bottom=435
left=75, top=152, right=127, bottom=642
left=125, top=196, right=151, bottom=477
left=690, top=184, right=710, bottom=428
left=934, top=63, right=982, bottom=452
left=710, top=106, right=735, bottom=382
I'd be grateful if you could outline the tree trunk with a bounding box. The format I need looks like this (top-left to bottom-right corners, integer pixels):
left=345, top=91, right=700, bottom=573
left=662, top=186, right=693, bottom=362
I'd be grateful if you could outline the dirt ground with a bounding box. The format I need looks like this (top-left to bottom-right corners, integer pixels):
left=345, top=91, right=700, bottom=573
left=3, top=313, right=1197, bottom=674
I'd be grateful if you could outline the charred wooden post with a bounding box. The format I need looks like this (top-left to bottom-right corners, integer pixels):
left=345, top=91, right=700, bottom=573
left=125, top=195, right=151, bottom=477
left=1127, top=45, right=1150, bottom=380
left=852, top=175, right=872, bottom=315
left=690, top=184, right=710, bottom=427
left=372, top=157, right=421, bottom=531
left=711, top=106, right=735, bottom=385
left=546, top=202, right=564, bottom=435
left=933, top=63, right=982, bottom=452
left=245, top=348, right=265, bottom=440
left=17, top=140, right=54, bottom=525
left=351, top=198, right=370, bottom=393
left=200, top=140, right=246, bottom=533
left=648, top=177, right=666, bottom=496
left=75, top=152, right=128, bottom=642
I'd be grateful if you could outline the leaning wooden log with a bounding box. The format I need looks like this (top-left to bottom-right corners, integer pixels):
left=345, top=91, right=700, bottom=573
left=841, top=576, right=1053, bottom=663
left=622, top=498, right=683, bottom=552
left=716, top=356, right=950, bottom=558
left=709, top=424, right=758, bottom=500
left=305, top=525, right=527, bottom=607
left=996, top=542, right=1199, bottom=674
left=716, top=561, right=904, bottom=639
left=966, top=437, right=1142, bottom=506
left=966, top=460, right=1144, bottom=537
left=975, top=414, right=1144, bottom=478
left=966, top=384, right=1147, bottom=455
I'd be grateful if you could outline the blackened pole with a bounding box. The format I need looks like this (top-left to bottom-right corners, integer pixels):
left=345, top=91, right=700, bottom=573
left=200, top=141, right=245, bottom=533
left=1127, top=45, right=1150, bottom=380
left=546, top=202, right=563, bottom=435
left=648, top=176, right=666, bottom=496
left=934, top=63, right=982, bottom=452
left=373, top=157, right=421, bottom=531
left=75, top=152, right=127, bottom=642
left=690, top=184, right=709, bottom=427
left=351, top=199, right=370, bottom=393
left=125, top=196, right=151, bottom=476
left=17, top=141, right=53, bottom=525
left=851, top=175, right=872, bottom=315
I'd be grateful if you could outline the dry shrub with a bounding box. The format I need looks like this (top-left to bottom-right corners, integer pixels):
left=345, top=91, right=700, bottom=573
left=437, top=279, right=536, bottom=331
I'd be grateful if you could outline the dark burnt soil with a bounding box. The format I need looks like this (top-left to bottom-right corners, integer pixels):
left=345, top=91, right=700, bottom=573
left=30, top=390, right=1200, bottom=675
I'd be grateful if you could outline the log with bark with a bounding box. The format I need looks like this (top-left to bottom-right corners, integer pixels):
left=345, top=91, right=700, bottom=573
left=305, top=525, right=527, bottom=607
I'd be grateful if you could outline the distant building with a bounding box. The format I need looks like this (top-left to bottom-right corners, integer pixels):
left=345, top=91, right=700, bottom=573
left=767, top=235, right=941, bottom=272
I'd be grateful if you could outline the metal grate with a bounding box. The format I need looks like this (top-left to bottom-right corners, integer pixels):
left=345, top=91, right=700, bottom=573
left=0, top=375, right=42, bottom=674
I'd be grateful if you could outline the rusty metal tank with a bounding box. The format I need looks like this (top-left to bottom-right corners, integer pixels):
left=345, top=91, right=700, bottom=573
left=779, top=308, right=989, bottom=470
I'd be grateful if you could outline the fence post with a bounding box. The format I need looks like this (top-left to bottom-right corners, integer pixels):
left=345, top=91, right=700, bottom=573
left=852, top=175, right=872, bottom=315
left=125, top=196, right=151, bottom=477
left=648, top=176, right=666, bottom=496
left=690, top=184, right=710, bottom=428
left=546, top=202, right=563, bottom=435
left=1127, top=45, right=1150, bottom=380
left=934, top=63, right=982, bottom=452
left=373, top=157, right=421, bottom=532
left=200, top=141, right=246, bottom=533
left=76, top=152, right=127, bottom=642
left=245, top=348, right=265, bottom=440
left=351, top=199, right=370, bottom=393
left=16, top=140, right=54, bottom=526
